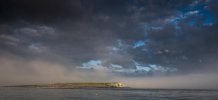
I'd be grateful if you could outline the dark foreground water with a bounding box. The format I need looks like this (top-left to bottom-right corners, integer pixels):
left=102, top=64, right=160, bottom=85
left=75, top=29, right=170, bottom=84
left=0, top=87, right=218, bottom=100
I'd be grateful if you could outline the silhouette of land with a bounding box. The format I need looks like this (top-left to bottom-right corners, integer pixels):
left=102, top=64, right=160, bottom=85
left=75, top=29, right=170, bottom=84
left=7, top=82, right=127, bottom=89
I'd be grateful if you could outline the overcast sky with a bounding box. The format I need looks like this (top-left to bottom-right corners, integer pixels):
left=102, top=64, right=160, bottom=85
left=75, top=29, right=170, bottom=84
left=0, top=0, right=218, bottom=89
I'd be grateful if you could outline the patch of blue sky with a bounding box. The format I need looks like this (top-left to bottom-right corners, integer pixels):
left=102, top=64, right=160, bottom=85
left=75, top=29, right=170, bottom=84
left=81, top=60, right=102, bottom=69
left=111, top=62, right=178, bottom=74
left=180, top=0, right=204, bottom=14
left=149, top=64, right=168, bottom=72
left=133, top=40, right=145, bottom=48
left=133, top=62, right=176, bottom=74
left=188, top=19, right=197, bottom=27
left=134, top=61, right=151, bottom=72
left=149, top=64, right=178, bottom=73
left=200, top=10, right=215, bottom=26
left=149, top=64, right=159, bottom=70
left=135, top=65, right=151, bottom=72
left=181, top=1, right=215, bottom=26
left=111, top=64, right=123, bottom=69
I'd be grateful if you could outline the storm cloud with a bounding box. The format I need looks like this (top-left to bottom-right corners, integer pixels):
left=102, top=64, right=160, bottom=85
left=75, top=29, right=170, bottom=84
left=0, top=0, right=218, bottom=88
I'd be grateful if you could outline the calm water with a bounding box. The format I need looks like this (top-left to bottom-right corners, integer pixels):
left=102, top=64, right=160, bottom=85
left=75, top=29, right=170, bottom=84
left=0, top=87, right=218, bottom=100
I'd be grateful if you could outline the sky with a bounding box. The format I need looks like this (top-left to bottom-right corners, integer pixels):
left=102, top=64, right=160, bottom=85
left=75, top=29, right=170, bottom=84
left=0, top=0, right=218, bottom=89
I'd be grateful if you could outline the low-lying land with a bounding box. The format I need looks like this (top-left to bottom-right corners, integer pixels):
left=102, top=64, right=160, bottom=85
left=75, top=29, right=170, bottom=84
left=8, top=82, right=127, bottom=89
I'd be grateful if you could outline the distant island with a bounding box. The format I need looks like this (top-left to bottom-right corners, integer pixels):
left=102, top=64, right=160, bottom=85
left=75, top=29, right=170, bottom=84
left=8, top=82, right=127, bottom=89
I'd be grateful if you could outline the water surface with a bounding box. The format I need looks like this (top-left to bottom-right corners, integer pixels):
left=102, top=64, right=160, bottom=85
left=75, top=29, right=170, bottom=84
left=0, top=87, right=218, bottom=100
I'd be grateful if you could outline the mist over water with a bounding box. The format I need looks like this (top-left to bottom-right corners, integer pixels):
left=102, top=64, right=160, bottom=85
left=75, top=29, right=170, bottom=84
left=1, top=54, right=218, bottom=89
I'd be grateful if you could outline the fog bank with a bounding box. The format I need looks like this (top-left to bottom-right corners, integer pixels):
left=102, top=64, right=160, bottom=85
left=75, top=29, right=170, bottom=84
left=0, top=55, right=218, bottom=89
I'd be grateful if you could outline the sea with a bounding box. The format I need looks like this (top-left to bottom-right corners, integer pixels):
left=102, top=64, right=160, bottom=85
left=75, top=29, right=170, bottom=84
left=0, top=87, right=218, bottom=100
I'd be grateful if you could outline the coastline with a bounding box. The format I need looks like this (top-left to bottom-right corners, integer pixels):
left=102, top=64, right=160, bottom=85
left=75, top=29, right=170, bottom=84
left=5, top=82, right=127, bottom=89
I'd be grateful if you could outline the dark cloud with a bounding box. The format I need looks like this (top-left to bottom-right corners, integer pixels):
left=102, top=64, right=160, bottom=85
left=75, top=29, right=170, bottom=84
left=0, top=0, right=83, bottom=23
left=0, top=0, right=218, bottom=78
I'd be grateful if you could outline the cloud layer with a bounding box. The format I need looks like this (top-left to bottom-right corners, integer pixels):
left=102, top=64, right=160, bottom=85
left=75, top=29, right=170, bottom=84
left=0, top=0, right=218, bottom=88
